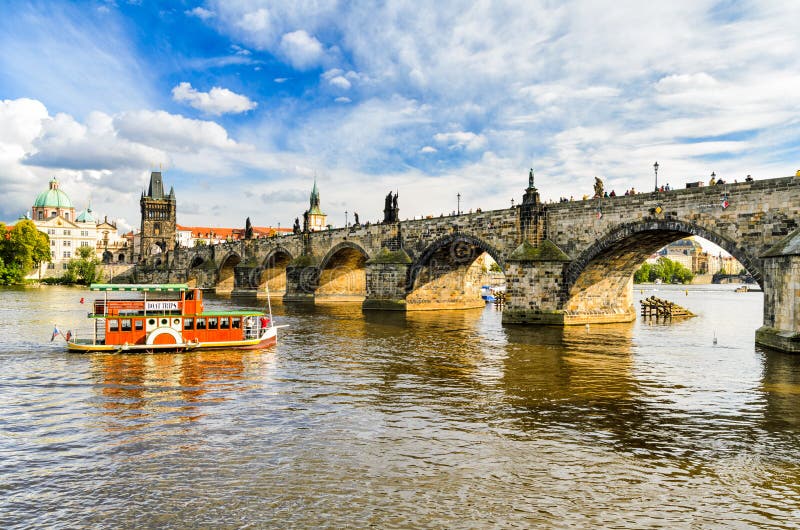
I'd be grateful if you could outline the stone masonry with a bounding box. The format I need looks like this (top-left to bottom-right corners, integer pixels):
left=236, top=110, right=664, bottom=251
left=121, top=175, right=800, bottom=352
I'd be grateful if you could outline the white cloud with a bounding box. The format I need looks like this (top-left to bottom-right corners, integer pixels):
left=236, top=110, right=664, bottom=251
left=171, top=82, right=257, bottom=115
left=655, top=73, right=718, bottom=93
left=238, top=8, right=270, bottom=32
left=334, top=97, right=351, bottom=103
left=328, top=76, right=351, bottom=90
left=114, top=110, right=241, bottom=151
left=433, top=131, right=487, bottom=151
left=420, top=146, right=437, bottom=153
left=279, top=30, right=324, bottom=70
left=25, top=111, right=168, bottom=171
left=185, top=7, right=215, bottom=20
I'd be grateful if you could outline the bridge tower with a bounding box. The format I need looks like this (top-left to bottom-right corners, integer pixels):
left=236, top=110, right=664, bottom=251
left=139, top=171, right=176, bottom=261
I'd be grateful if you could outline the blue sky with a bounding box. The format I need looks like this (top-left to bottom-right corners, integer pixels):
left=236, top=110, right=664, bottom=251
left=1, top=0, right=799, bottom=234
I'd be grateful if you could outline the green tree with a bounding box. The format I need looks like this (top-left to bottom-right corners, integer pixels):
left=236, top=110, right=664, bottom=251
left=65, top=245, right=103, bottom=285
left=633, top=262, right=652, bottom=283
left=634, top=257, right=694, bottom=284
left=0, top=220, right=51, bottom=284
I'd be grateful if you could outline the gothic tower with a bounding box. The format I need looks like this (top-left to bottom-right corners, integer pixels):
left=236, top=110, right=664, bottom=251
left=304, top=177, right=327, bottom=231
left=139, top=171, right=176, bottom=260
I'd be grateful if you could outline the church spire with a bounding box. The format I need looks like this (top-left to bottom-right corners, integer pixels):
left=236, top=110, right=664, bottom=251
left=310, top=176, right=320, bottom=209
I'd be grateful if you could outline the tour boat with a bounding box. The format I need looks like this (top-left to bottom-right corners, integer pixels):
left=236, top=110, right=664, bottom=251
left=64, top=283, right=280, bottom=353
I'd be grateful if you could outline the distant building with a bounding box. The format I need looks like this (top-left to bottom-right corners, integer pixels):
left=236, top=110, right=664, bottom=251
left=175, top=224, right=292, bottom=247
left=139, top=171, right=176, bottom=260
left=24, top=177, right=128, bottom=278
left=646, top=237, right=745, bottom=276
left=305, top=178, right=327, bottom=231
left=659, top=238, right=707, bottom=273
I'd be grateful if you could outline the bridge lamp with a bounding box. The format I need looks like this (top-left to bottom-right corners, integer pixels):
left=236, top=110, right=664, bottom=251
left=457, top=193, right=461, bottom=215
left=654, top=161, right=659, bottom=191
left=345, top=210, right=348, bottom=228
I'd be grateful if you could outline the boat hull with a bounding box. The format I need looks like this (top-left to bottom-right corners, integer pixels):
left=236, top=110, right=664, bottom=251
left=67, top=326, right=278, bottom=354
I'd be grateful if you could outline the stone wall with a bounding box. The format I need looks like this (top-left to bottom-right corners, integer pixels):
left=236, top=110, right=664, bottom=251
left=120, top=176, right=800, bottom=350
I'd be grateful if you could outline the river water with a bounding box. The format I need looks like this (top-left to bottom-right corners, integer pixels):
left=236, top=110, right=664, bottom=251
left=1, top=285, right=799, bottom=528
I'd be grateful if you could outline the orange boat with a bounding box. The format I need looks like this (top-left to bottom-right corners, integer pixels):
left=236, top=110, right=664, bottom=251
left=66, top=283, right=279, bottom=353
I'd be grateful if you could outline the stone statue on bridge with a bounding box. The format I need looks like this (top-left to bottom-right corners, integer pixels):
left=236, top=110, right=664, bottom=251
left=293, top=217, right=301, bottom=234
left=303, top=211, right=310, bottom=233
left=245, top=217, right=253, bottom=240
left=384, top=191, right=399, bottom=223
left=354, top=212, right=359, bottom=226
left=593, top=177, right=604, bottom=198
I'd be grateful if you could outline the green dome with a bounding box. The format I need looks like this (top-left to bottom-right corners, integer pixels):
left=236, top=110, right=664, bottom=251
left=33, top=178, right=73, bottom=209
left=76, top=205, right=95, bottom=223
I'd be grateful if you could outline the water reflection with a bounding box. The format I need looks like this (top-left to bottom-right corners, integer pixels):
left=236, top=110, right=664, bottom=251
left=89, top=350, right=271, bottom=433
left=3, top=286, right=800, bottom=528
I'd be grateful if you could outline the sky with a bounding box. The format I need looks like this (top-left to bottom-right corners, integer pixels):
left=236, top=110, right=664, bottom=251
left=1, top=0, right=799, bottom=237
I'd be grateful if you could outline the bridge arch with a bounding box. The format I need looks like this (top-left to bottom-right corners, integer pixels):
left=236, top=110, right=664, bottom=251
left=316, top=242, right=369, bottom=302
left=560, top=219, right=762, bottom=317
left=257, top=247, right=294, bottom=297
left=407, top=233, right=504, bottom=310
left=186, top=255, right=206, bottom=288
left=216, top=251, right=242, bottom=294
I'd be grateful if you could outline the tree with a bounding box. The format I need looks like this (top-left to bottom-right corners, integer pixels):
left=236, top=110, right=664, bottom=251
left=0, top=220, right=51, bottom=284
left=633, top=257, right=694, bottom=284
left=65, top=245, right=103, bottom=285
left=633, top=262, right=652, bottom=283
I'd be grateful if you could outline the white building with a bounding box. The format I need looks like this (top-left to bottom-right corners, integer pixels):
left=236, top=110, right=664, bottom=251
left=26, top=177, right=128, bottom=278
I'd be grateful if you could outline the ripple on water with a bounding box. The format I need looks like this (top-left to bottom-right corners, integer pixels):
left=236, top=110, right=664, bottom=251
left=1, top=287, right=799, bottom=528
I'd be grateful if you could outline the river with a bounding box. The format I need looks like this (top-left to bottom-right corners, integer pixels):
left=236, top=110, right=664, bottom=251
left=1, top=284, right=799, bottom=528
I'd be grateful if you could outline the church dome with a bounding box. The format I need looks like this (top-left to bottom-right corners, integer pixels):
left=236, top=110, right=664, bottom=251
left=76, top=204, right=95, bottom=223
left=33, top=178, right=73, bottom=209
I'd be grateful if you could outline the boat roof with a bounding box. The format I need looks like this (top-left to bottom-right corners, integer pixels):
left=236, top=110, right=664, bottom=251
left=90, top=283, right=190, bottom=292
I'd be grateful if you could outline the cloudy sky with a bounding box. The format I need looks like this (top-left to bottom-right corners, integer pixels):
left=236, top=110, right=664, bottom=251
left=1, top=1, right=799, bottom=233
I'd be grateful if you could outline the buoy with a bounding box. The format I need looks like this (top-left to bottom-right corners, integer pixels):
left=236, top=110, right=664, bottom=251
left=685, top=289, right=688, bottom=296
left=713, top=332, right=717, bottom=345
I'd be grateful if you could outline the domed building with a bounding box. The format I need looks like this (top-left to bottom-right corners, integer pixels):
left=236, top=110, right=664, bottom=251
left=27, top=178, right=129, bottom=278
left=32, top=177, right=75, bottom=222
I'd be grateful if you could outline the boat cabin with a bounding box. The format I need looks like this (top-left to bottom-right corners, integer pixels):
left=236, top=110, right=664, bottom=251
left=88, top=283, right=264, bottom=347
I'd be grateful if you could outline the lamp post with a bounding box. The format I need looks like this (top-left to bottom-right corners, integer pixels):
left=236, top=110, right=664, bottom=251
left=345, top=210, right=348, bottom=228
left=511, top=198, right=515, bottom=208
left=654, top=161, right=659, bottom=191
left=457, top=193, right=461, bottom=215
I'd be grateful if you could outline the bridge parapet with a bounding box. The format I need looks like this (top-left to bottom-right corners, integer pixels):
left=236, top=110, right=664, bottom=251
left=119, top=175, right=800, bottom=352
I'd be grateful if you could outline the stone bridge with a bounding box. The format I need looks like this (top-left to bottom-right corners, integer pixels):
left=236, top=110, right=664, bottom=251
left=127, top=176, right=800, bottom=352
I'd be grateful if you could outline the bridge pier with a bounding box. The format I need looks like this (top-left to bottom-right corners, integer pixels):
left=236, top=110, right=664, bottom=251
left=283, top=255, right=320, bottom=304
left=362, top=249, right=412, bottom=311
left=502, top=240, right=572, bottom=324
left=756, top=230, right=800, bottom=353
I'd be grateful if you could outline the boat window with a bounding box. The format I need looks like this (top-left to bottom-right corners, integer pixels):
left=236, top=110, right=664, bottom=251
left=108, top=319, right=119, bottom=332
left=184, top=318, right=194, bottom=330
left=232, top=317, right=241, bottom=329
left=135, top=319, right=143, bottom=331
left=220, top=317, right=229, bottom=329
left=208, top=317, right=218, bottom=330
left=196, top=318, right=206, bottom=330
left=121, top=319, right=132, bottom=332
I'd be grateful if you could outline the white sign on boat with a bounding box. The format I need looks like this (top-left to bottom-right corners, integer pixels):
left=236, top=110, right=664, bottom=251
left=145, top=301, right=179, bottom=311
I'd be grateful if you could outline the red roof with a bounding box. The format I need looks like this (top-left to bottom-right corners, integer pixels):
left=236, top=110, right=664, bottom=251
left=176, top=224, right=292, bottom=240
